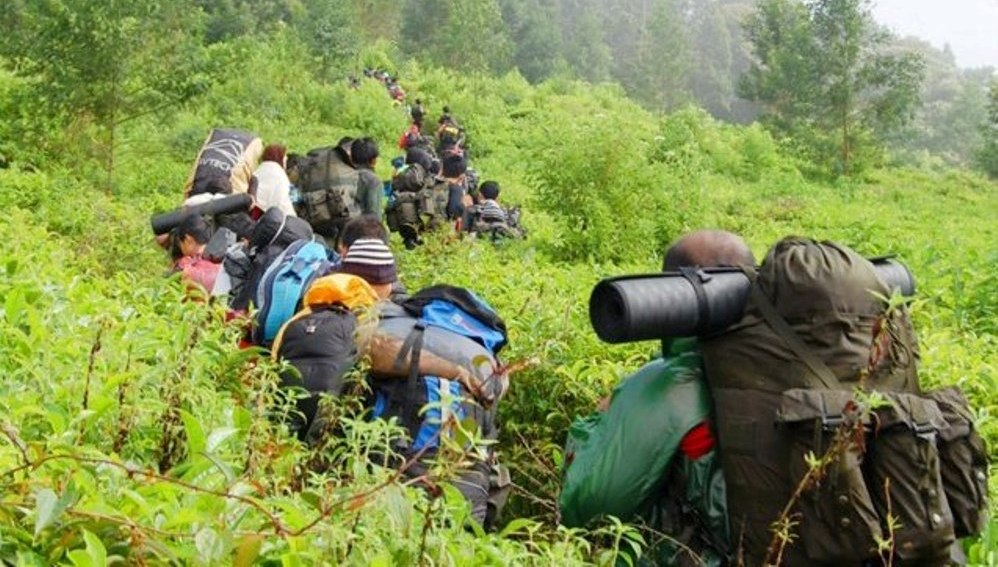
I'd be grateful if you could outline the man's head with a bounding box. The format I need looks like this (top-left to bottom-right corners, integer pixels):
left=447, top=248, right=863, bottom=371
left=480, top=181, right=500, bottom=201
left=338, top=238, right=398, bottom=299
left=663, top=230, right=754, bottom=271
left=405, top=147, right=434, bottom=171
left=350, top=137, right=379, bottom=169
left=173, top=214, right=212, bottom=260
left=337, top=214, right=389, bottom=256
left=441, top=153, right=467, bottom=179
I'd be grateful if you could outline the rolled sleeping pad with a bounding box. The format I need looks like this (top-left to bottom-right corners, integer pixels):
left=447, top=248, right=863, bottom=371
left=150, top=193, right=252, bottom=235
left=589, top=258, right=916, bottom=344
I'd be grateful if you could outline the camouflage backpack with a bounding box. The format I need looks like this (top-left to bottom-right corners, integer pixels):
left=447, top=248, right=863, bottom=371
left=701, top=237, right=987, bottom=566
left=296, top=147, right=359, bottom=238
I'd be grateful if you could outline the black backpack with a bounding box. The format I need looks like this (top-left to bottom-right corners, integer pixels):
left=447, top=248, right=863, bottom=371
left=273, top=306, right=360, bottom=442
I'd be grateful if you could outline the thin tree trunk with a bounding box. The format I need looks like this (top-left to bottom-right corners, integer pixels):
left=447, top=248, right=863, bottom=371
left=841, top=104, right=850, bottom=176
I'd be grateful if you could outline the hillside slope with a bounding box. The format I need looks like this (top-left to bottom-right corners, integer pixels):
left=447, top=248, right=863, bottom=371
left=0, top=40, right=995, bottom=565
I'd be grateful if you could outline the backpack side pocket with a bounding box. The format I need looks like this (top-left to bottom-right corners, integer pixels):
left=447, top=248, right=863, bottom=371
left=926, top=387, right=989, bottom=538
left=866, top=393, right=955, bottom=562
left=778, top=388, right=883, bottom=563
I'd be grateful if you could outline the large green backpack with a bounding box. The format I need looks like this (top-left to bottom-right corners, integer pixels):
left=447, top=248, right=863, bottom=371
left=702, top=237, right=987, bottom=566
left=296, top=147, right=360, bottom=237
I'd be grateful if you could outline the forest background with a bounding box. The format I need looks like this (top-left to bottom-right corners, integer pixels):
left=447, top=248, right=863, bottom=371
left=0, top=0, right=995, bottom=564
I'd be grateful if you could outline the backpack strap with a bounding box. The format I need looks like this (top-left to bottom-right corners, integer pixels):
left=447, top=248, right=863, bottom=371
left=746, top=269, right=842, bottom=391
left=679, top=267, right=712, bottom=336
left=393, top=322, right=428, bottom=435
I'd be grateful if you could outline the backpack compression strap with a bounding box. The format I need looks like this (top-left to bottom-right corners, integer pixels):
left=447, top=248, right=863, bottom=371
left=679, top=267, right=712, bottom=336
left=393, top=322, right=428, bottom=435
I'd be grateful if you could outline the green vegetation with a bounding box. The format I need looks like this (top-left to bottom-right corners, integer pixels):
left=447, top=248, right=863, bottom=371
left=0, top=1, right=995, bottom=564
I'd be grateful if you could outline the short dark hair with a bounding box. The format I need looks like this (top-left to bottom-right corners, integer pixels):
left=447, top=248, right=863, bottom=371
left=171, top=214, right=212, bottom=260
left=441, top=154, right=467, bottom=178
left=663, top=230, right=754, bottom=271
left=405, top=147, right=434, bottom=171
left=339, top=214, right=389, bottom=249
left=350, top=137, right=379, bottom=169
left=480, top=180, right=500, bottom=200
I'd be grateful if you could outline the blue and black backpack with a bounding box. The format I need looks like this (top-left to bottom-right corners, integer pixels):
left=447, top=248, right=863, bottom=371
left=370, top=285, right=508, bottom=453
left=253, top=239, right=334, bottom=346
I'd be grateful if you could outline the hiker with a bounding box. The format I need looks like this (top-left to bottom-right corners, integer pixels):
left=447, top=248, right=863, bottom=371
left=466, top=181, right=525, bottom=242
left=349, top=137, right=383, bottom=218
left=398, top=123, right=431, bottom=153
left=384, top=148, right=435, bottom=250
left=410, top=98, right=425, bottom=128
left=476, top=181, right=506, bottom=223
left=439, top=153, right=470, bottom=225
left=366, top=285, right=512, bottom=528
left=336, top=237, right=398, bottom=301
left=271, top=272, right=380, bottom=442
left=336, top=215, right=408, bottom=302
left=295, top=137, right=358, bottom=245
left=560, top=230, right=754, bottom=566
left=437, top=106, right=454, bottom=128
left=170, top=213, right=223, bottom=296
left=699, top=237, right=983, bottom=566
left=253, top=143, right=296, bottom=218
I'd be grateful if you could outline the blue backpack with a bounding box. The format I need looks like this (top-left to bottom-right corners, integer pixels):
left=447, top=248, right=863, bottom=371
left=254, top=239, right=333, bottom=346
left=370, top=286, right=508, bottom=452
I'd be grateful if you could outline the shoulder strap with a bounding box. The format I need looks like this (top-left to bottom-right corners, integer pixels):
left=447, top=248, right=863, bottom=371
left=747, top=269, right=842, bottom=391
left=392, top=322, right=428, bottom=435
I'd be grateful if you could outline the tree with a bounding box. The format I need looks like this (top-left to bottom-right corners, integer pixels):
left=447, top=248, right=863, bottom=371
left=740, top=0, right=924, bottom=175
left=401, top=0, right=512, bottom=74
left=976, top=81, right=998, bottom=179
left=499, top=0, right=565, bottom=83
left=295, top=0, right=360, bottom=77
left=0, top=0, right=212, bottom=188
left=689, top=1, right=736, bottom=119
left=613, top=0, right=691, bottom=111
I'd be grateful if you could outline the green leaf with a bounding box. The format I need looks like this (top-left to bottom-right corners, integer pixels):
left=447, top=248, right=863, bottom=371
left=180, top=409, right=206, bottom=455
left=195, top=527, right=224, bottom=563
left=205, top=426, right=238, bottom=452
left=201, top=451, right=236, bottom=484
left=233, top=534, right=263, bottom=567
left=68, top=530, right=107, bottom=567
left=499, top=517, right=536, bottom=538
left=33, top=488, right=70, bottom=539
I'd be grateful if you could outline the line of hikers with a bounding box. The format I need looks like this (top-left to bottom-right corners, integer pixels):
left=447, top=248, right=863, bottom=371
left=153, top=106, right=529, bottom=526
left=153, top=98, right=986, bottom=561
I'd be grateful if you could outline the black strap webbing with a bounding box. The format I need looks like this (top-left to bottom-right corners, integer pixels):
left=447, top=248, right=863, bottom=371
left=679, top=267, right=712, bottom=335
left=394, top=323, right=427, bottom=432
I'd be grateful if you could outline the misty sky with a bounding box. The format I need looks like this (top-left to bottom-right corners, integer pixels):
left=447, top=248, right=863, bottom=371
left=870, top=0, right=998, bottom=68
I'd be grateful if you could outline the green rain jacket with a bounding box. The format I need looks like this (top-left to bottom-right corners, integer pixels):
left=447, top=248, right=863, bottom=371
left=559, top=338, right=729, bottom=565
